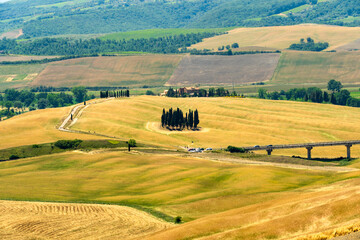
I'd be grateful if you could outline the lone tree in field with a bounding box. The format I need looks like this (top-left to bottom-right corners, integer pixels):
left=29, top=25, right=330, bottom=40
left=327, top=79, right=343, bottom=93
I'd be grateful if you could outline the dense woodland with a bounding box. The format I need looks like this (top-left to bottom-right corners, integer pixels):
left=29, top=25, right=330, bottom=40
left=289, top=37, right=329, bottom=51
left=0, top=0, right=359, bottom=37
left=258, top=80, right=360, bottom=108
left=161, top=108, right=199, bottom=130
left=0, top=32, right=220, bottom=55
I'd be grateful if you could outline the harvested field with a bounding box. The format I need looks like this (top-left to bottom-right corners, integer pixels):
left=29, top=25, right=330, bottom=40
left=0, top=200, right=170, bottom=240
left=32, top=55, right=182, bottom=87
left=0, top=150, right=358, bottom=240
left=145, top=177, right=360, bottom=240
left=0, top=150, right=346, bottom=221
left=72, top=96, right=360, bottom=158
left=191, top=24, right=360, bottom=51
left=272, top=51, right=360, bottom=85
left=167, top=54, right=280, bottom=86
left=336, top=38, right=360, bottom=52
left=0, top=103, right=103, bottom=150
left=0, top=55, right=58, bottom=62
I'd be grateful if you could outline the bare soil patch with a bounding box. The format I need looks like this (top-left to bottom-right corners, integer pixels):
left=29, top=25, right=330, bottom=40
left=0, top=29, right=23, bottom=39
left=167, top=54, right=280, bottom=86
left=0, top=200, right=171, bottom=240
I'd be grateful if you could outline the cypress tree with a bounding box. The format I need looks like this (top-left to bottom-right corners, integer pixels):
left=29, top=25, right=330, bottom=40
left=185, top=112, right=188, bottom=129
left=188, top=110, right=193, bottom=129
left=194, top=109, right=199, bottom=129
left=330, top=93, right=337, bottom=104
left=168, top=108, right=173, bottom=128
left=161, top=108, right=165, bottom=127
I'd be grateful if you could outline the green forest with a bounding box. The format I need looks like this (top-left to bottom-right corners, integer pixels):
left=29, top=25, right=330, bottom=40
left=0, top=0, right=359, bottom=37
left=0, top=32, right=220, bottom=55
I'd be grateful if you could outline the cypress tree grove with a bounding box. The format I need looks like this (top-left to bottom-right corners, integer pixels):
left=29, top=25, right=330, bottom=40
left=161, top=108, right=198, bottom=130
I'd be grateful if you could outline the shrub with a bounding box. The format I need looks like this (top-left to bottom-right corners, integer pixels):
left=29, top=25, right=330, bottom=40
left=145, top=90, right=155, bottom=95
left=32, top=144, right=40, bottom=148
left=9, top=155, right=20, bottom=160
left=227, top=146, right=246, bottom=153
left=174, top=216, right=182, bottom=224
left=54, top=139, right=83, bottom=149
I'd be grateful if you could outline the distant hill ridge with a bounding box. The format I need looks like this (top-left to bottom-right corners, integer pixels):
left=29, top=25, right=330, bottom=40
left=0, top=0, right=359, bottom=37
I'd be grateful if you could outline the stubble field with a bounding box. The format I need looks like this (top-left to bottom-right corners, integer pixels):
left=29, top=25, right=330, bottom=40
left=32, top=55, right=182, bottom=87
left=167, top=54, right=280, bottom=86
left=191, top=24, right=360, bottom=51
left=0, top=96, right=360, bottom=239
left=0, top=200, right=171, bottom=240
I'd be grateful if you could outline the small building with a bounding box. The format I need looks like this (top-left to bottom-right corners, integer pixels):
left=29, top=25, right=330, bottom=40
left=179, top=87, right=200, bottom=96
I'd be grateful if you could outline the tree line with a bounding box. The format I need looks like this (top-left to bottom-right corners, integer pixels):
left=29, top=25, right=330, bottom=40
left=258, top=80, right=360, bottom=107
left=289, top=37, right=329, bottom=52
left=0, top=86, right=93, bottom=120
left=0, top=32, right=221, bottom=55
left=100, top=90, right=130, bottom=98
left=166, top=87, right=243, bottom=98
left=161, top=108, right=199, bottom=130
left=190, top=49, right=281, bottom=55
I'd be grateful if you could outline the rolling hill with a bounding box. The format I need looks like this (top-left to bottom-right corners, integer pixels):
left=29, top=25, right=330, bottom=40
left=190, top=24, right=360, bottom=51
left=71, top=96, right=360, bottom=158
left=1, top=0, right=359, bottom=38
left=0, top=96, right=359, bottom=239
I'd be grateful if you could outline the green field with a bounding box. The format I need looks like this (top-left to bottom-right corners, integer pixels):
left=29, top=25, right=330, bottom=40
left=351, top=91, right=360, bottom=99
left=100, top=28, right=232, bottom=41
left=282, top=4, right=310, bottom=14
left=271, top=51, right=360, bottom=86
left=340, top=16, right=360, bottom=23
left=0, top=63, right=47, bottom=90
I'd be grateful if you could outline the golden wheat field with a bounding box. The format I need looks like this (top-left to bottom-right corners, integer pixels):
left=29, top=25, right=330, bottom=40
left=1, top=96, right=360, bottom=239
left=32, top=55, right=182, bottom=87
left=191, top=24, right=360, bottom=51
left=0, top=149, right=359, bottom=240
left=71, top=96, right=360, bottom=158
left=145, top=176, right=360, bottom=240
left=0, top=200, right=171, bottom=240
left=0, top=103, right=103, bottom=150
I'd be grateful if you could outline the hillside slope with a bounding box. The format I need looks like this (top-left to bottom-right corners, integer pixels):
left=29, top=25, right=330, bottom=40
left=1, top=0, right=359, bottom=37
left=191, top=24, right=360, bottom=51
